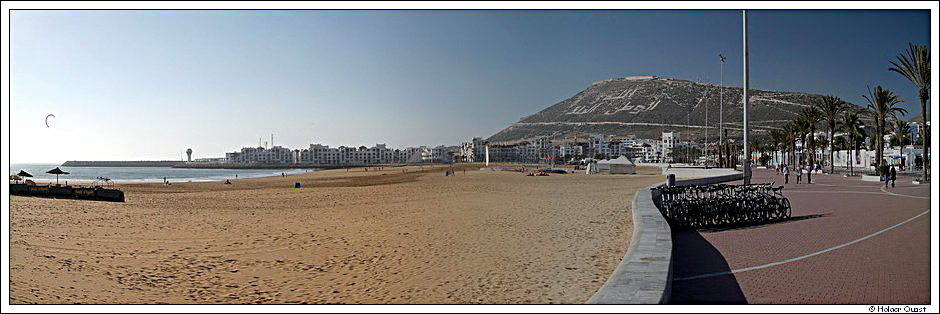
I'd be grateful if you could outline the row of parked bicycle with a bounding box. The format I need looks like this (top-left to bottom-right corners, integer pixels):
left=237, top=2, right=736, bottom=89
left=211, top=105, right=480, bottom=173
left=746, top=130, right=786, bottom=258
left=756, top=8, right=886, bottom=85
left=653, top=182, right=791, bottom=229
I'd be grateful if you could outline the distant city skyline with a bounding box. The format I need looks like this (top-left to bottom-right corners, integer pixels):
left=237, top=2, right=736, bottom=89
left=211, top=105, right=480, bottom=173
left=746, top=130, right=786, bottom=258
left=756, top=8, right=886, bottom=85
left=10, top=10, right=930, bottom=163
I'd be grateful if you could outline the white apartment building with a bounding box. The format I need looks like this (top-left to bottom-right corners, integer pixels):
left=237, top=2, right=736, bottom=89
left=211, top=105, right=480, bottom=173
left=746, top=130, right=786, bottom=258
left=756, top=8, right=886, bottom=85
left=460, top=139, right=478, bottom=162
left=225, top=146, right=295, bottom=164
left=635, top=139, right=663, bottom=163
left=226, top=141, right=444, bottom=165
left=557, top=145, right=584, bottom=160
left=910, top=121, right=929, bottom=143
left=662, top=131, right=681, bottom=163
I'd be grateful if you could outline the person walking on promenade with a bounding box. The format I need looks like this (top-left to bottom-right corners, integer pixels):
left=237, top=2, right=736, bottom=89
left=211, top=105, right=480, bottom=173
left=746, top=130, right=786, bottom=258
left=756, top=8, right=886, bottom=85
left=784, top=164, right=790, bottom=184
left=883, top=164, right=889, bottom=188
left=796, top=164, right=803, bottom=184
left=890, top=166, right=897, bottom=188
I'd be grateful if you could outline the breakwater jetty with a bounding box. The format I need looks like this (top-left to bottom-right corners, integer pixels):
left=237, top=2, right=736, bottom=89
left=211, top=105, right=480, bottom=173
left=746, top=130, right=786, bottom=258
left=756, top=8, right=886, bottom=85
left=63, top=160, right=183, bottom=167
left=172, top=162, right=324, bottom=169
left=63, top=160, right=415, bottom=170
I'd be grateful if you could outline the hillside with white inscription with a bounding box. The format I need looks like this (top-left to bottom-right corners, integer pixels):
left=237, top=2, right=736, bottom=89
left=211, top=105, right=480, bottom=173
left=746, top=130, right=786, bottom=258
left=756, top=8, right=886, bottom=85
left=488, top=76, right=865, bottom=142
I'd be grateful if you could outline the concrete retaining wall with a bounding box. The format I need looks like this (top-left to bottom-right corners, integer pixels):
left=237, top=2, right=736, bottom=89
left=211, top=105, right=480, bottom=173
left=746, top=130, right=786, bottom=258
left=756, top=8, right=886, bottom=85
left=861, top=175, right=882, bottom=182
left=663, top=167, right=742, bottom=178
left=588, top=182, right=672, bottom=304
left=588, top=170, right=743, bottom=304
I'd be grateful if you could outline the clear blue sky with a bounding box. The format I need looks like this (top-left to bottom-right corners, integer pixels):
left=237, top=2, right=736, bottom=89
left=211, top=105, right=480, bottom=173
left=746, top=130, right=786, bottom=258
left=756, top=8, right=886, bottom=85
left=11, top=10, right=930, bottom=163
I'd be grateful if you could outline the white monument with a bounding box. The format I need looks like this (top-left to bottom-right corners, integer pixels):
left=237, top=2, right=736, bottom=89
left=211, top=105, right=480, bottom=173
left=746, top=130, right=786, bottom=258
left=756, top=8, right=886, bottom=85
left=485, top=145, right=490, bottom=166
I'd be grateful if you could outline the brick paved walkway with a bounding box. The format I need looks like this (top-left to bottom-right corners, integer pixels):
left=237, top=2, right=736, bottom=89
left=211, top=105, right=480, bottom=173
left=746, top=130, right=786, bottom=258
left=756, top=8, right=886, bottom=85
left=669, top=168, right=931, bottom=304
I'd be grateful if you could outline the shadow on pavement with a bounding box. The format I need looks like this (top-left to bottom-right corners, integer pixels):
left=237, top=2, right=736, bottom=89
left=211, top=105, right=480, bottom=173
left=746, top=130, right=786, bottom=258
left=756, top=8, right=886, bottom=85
left=669, top=230, right=747, bottom=304
left=698, top=213, right=831, bottom=233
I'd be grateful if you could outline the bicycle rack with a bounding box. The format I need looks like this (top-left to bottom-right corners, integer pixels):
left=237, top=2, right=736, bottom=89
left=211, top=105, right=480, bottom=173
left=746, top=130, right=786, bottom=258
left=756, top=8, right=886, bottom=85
left=652, top=183, right=791, bottom=229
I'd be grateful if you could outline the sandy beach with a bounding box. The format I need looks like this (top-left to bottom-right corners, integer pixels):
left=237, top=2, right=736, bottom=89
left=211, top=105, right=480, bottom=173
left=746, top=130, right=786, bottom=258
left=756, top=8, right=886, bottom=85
left=10, top=164, right=662, bottom=304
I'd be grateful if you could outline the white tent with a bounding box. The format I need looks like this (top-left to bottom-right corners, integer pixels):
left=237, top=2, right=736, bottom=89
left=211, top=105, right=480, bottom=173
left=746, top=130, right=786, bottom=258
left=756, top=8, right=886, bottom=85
left=596, top=159, right=611, bottom=171
left=608, top=156, right=637, bottom=174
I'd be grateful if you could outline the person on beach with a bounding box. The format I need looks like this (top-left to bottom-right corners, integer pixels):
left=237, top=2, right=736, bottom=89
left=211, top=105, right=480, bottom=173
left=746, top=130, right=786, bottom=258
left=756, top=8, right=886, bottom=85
left=163, top=177, right=167, bottom=185
left=796, top=164, right=802, bottom=184
left=784, top=164, right=790, bottom=184
left=890, top=166, right=897, bottom=188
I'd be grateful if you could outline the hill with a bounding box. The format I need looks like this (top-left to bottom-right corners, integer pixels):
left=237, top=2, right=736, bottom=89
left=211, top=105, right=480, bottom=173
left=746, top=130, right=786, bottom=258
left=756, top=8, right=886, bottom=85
left=488, top=76, right=867, bottom=142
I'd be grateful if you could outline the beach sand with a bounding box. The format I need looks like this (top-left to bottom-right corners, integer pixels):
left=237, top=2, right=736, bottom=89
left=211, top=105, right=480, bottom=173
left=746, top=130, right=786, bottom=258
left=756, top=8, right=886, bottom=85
left=10, top=164, right=662, bottom=304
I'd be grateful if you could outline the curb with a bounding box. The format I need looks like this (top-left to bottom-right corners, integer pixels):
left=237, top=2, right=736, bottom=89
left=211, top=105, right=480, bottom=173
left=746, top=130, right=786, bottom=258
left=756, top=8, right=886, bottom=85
left=588, top=172, right=743, bottom=304
left=587, top=182, right=672, bottom=304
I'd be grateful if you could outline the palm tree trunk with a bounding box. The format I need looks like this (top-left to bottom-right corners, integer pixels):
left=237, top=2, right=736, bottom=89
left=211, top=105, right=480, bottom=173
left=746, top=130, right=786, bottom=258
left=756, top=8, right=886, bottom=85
left=922, top=97, right=928, bottom=181
left=792, top=142, right=796, bottom=167
left=788, top=144, right=792, bottom=167
left=877, top=127, right=884, bottom=176
left=850, top=134, right=855, bottom=176
left=807, top=135, right=813, bottom=184
left=801, top=137, right=806, bottom=167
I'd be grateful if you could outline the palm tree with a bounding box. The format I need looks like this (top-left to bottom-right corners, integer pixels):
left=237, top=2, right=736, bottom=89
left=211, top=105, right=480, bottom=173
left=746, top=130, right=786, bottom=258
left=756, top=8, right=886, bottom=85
left=834, top=135, right=848, bottom=152
left=799, top=107, right=823, bottom=183
left=841, top=112, right=864, bottom=176
left=816, top=95, right=848, bottom=174
left=792, top=116, right=811, bottom=169
left=889, top=43, right=930, bottom=181
left=862, top=86, right=908, bottom=176
left=893, top=119, right=911, bottom=171
left=782, top=123, right=798, bottom=167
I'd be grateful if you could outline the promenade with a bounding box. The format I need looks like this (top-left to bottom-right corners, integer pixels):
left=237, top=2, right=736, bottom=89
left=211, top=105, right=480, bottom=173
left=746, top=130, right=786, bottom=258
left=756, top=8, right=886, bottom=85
left=670, top=168, right=931, bottom=304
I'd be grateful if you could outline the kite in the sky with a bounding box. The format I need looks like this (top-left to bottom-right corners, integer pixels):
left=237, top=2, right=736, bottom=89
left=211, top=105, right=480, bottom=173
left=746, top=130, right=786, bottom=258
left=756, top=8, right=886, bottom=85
left=45, top=114, right=55, bottom=128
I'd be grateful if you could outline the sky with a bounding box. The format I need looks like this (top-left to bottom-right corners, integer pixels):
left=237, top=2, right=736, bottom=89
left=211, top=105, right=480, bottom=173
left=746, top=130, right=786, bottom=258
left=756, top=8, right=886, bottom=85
left=10, top=10, right=930, bottom=163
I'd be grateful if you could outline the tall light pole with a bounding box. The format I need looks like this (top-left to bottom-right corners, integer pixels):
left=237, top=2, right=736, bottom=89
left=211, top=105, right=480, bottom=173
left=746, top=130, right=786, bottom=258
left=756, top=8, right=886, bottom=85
left=688, top=108, right=692, bottom=164
left=704, top=83, right=709, bottom=168
left=742, top=10, right=751, bottom=184
left=719, top=53, right=726, bottom=167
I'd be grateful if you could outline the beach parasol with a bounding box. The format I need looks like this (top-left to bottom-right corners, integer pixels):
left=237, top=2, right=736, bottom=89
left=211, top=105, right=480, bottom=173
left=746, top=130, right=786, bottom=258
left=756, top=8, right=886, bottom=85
left=13, top=170, right=33, bottom=184
left=46, top=167, right=69, bottom=185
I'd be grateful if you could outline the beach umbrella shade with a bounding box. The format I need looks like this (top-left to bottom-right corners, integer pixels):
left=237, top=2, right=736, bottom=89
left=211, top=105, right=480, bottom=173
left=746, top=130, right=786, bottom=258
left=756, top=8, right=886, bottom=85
left=46, top=167, right=69, bottom=185
left=15, top=170, right=33, bottom=184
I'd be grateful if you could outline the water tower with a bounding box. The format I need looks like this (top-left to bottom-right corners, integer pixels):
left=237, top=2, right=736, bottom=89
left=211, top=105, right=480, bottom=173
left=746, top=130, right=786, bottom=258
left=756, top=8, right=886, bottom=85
left=186, top=148, right=193, bottom=162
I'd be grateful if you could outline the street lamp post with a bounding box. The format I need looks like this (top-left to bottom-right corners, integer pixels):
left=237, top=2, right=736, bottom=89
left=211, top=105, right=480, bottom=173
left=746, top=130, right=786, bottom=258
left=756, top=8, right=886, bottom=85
left=742, top=10, right=752, bottom=184
left=719, top=53, right=726, bottom=168
left=704, top=84, right=709, bottom=168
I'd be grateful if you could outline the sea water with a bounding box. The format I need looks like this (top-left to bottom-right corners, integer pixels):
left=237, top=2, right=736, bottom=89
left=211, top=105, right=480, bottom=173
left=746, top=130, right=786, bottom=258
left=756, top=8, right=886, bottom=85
left=10, top=163, right=312, bottom=183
